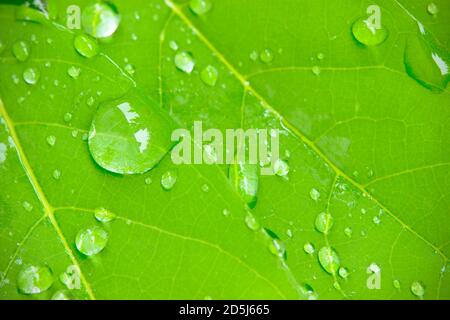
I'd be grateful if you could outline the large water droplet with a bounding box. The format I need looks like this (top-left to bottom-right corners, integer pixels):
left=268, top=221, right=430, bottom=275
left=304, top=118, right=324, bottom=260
left=175, top=51, right=195, bottom=74
left=17, top=264, right=53, bottom=295
left=12, top=41, right=30, bottom=62
left=189, top=0, right=212, bottom=15
left=81, top=2, right=120, bottom=38
left=404, top=23, right=449, bottom=92
left=23, top=67, right=40, bottom=85
left=88, top=91, right=175, bottom=174
left=410, top=281, right=425, bottom=298
left=161, top=170, right=177, bottom=190
left=315, top=212, right=334, bottom=234
left=229, top=163, right=259, bottom=209
left=75, top=226, right=108, bottom=256
left=200, top=65, right=218, bottom=86
left=94, top=207, right=116, bottom=222
left=318, top=246, right=340, bottom=274
left=352, top=18, right=388, bottom=46
left=73, top=34, right=99, bottom=58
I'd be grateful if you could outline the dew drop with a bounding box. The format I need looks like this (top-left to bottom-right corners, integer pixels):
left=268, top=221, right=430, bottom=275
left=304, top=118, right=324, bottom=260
left=273, top=159, right=289, bottom=177
left=52, top=290, right=70, bottom=300
left=67, top=66, right=81, bottom=79
left=94, top=207, right=116, bottom=222
left=161, top=170, right=177, bottom=190
left=249, top=50, right=258, bottom=61
left=351, top=18, right=388, bottom=46
left=318, top=246, right=340, bottom=274
left=315, top=212, right=334, bottom=234
left=404, top=23, right=449, bottom=92
left=300, top=283, right=319, bottom=300
left=124, top=63, right=135, bottom=76
left=88, top=91, right=175, bottom=174
left=86, top=96, right=95, bottom=107
left=17, top=264, right=53, bottom=295
left=303, top=242, right=315, bottom=255
left=312, top=65, right=321, bottom=76
left=12, top=41, right=30, bottom=62
left=23, top=67, right=40, bottom=85
left=393, top=279, right=401, bottom=289
left=245, top=213, right=260, bottom=231
left=427, top=3, right=439, bottom=16
left=189, top=0, right=212, bottom=15
left=310, top=188, right=320, bottom=201
left=144, top=177, right=152, bottom=185
left=63, top=113, right=73, bottom=123
left=260, top=48, right=274, bottom=63
left=52, top=169, right=61, bottom=180
left=169, top=40, right=178, bottom=51
left=410, top=281, right=425, bottom=298
left=73, top=34, right=99, bottom=58
left=22, top=201, right=33, bottom=212
left=269, top=238, right=286, bottom=259
left=338, top=267, right=349, bottom=279
left=81, top=2, right=120, bottom=38
left=201, top=183, right=209, bottom=193
left=344, top=227, right=353, bottom=238
left=75, top=226, right=108, bottom=256
left=200, top=65, right=218, bottom=86
left=222, top=208, right=230, bottom=217
left=229, top=163, right=259, bottom=208
left=46, top=135, right=56, bottom=146
left=174, top=51, right=195, bottom=74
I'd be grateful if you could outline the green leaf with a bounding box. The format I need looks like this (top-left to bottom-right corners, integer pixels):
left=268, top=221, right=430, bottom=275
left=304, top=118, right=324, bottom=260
left=0, top=0, right=449, bottom=300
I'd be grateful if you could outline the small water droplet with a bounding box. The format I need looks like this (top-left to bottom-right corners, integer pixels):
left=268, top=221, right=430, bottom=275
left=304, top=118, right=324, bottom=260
left=145, top=177, right=152, bottom=185
left=74, top=34, right=99, bottom=58
left=372, top=216, right=381, bottom=225
left=189, top=0, right=212, bottom=15
left=245, top=213, right=260, bottom=231
left=338, top=267, right=349, bottom=279
left=174, top=51, right=195, bottom=74
left=201, top=183, right=209, bottom=192
left=310, top=188, right=320, bottom=201
left=318, top=246, right=340, bottom=274
left=260, top=48, right=274, bottom=63
left=427, top=3, right=439, bottom=16
left=63, top=113, right=73, bottom=122
left=352, top=18, right=388, bottom=46
left=81, top=2, right=120, bottom=38
left=52, top=169, right=61, bottom=180
left=124, top=63, right=135, bottom=76
left=67, top=66, right=81, bottom=79
left=169, top=40, right=178, bottom=51
left=22, top=201, right=33, bottom=212
left=269, top=238, right=286, bottom=259
left=200, top=65, right=218, bottom=86
left=317, top=52, right=325, bottom=60
left=410, top=281, right=425, bottom=298
left=315, top=212, right=334, bottom=234
left=249, top=50, right=258, bottom=61
left=75, top=226, right=108, bottom=256
left=344, top=227, right=353, bottom=238
left=161, top=170, right=177, bottom=190
left=273, top=159, right=289, bottom=176
left=52, top=289, right=70, bottom=300
left=393, top=279, right=401, bottom=289
left=222, top=208, right=230, bottom=217
left=46, top=135, right=56, bottom=146
left=312, top=66, right=321, bottom=76
left=94, top=207, right=115, bottom=222
left=12, top=41, right=30, bottom=62
left=303, top=242, right=315, bottom=255
left=229, top=163, right=259, bottom=208
left=23, top=67, right=40, bottom=85
left=17, top=264, right=53, bottom=295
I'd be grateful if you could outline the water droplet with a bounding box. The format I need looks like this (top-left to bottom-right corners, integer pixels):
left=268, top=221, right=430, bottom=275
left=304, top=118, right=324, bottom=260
left=67, top=66, right=81, bottom=79
left=222, top=208, right=230, bottom=217
left=86, top=96, right=95, bottom=107
left=63, top=113, right=73, bottom=123
left=260, top=48, right=274, bottom=63
left=372, top=216, right=381, bottom=225
left=161, top=170, right=177, bottom=190
left=81, top=2, right=120, bottom=38
left=60, top=265, right=81, bottom=290
left=200, top=65, right=218, bottom=86
left=427, top=3, right=439, bottom=16
left=245, top=213, right=260, bottom=231
left=22, top=67, right=40, bottom=85
left=312, top=66, right=321, bottom=76
left=22, top=201, right=33, bottom=212
left=75, top=226, right=108, bottom=256
left=144, top=177, right=152, bottom=185
left=404, top=23, right=449, bottom=92
left=273, top=159, right=289, bottom=176
left=351, top=18, right=388, bottom=46
left=318, top=246, right=340, bottom=274
left=310, top=188, right=320, bottom=201
left=303, top=242, right=315, bottom=255
left=73, top=34, right=99, bottom=58
left=88, top=91, right=175, bottom=174
left=410, top=281, right=425, bottom=298
left=229, top=163, right=259, bottom=208
left=286, top=229, right=293, bottom=238
left=94, top=207, right=115, bottom=222
left=393, top=279, right=401, bottom=289
left=124, top=63, right=135, bottom=76
left=12, top=41, right=30, bottom=62
left=201, top=183, right=209, bottom=192
left=317, top=52, right=325, bottom=60
left=52, top=169, right=61, bottom=180
left=315, top=212, right=334, bottom=234
left=338, top=267, right=349, bottom=279
left=169, top=40, right=178, bottom=51
left=46, top=135, right=56, bottom=146
left=269, top=238, right=286, bottom=259
left=17, top=264, right=53, bottom=295
left=174, top=51, right=195, bottom=74
left=52, top=290, right=70, bottom=300
left=300, top=283, right=319, bottom=300
left=249, top=50, right=258, bottom=61
left=344, top=227, right=353, bottom=238
left=189, top=0, right=212, bottom=15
